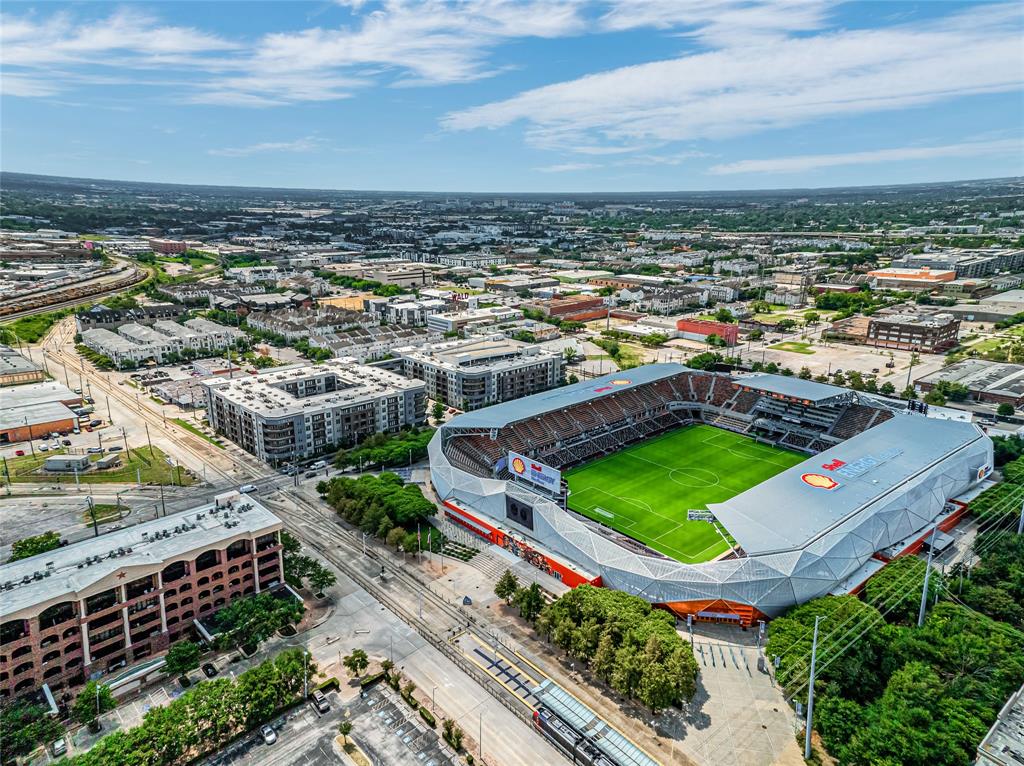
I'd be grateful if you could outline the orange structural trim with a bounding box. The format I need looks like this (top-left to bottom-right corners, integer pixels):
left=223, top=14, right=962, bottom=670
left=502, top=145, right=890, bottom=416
left=660, top=598, right=766, bottom=627
left=441, top=500, right=599, bottom=589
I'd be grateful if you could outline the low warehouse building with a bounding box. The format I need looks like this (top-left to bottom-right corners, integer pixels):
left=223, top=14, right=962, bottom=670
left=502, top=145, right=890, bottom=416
left=0, top=401, right=77, bottom=443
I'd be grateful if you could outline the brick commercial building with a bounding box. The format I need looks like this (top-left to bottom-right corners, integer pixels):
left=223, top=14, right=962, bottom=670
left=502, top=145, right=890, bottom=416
left=524, top=295, right=605, bottom=320
left=675, top=318, right=740, bottom=345
left=0, top=346, right=45, bottom=387
left=0, top=493, right=285, bottom=701
left=202, top=359, right=426, bottom=464
left=865, top=312, right=960, bottom=353
left=867, top=266, right=956, bottom=291
left=916, top=359, right=1024, bottom=407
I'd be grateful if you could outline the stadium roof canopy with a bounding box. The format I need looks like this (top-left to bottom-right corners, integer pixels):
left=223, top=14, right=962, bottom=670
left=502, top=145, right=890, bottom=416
left=733, top=373, right=849, bottom=403
left=708, top=415, right=985, bottom=555
left=446, top=363, right=689, bottom=429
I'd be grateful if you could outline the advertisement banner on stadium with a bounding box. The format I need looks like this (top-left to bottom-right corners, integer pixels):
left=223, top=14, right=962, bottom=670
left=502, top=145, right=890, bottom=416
left=508, top=451, right=562, bottom=493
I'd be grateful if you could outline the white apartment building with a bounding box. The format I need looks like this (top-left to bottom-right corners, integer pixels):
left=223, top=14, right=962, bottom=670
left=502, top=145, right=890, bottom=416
left=202, top=360, right=426, bottom=464
left=396, top=337, right=564, bottom=411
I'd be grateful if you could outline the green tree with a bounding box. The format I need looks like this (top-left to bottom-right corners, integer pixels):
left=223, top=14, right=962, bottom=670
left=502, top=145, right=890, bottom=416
left=776, top=318, right=797, bottom=331
left=798, top=366, right=812, bottom=379
left=880, top=381, right=896, bottom=396
left=9, top=531, right=62, bottom=562
left=997, top=402, right=1015, bottom=417
left=514, top=582, right=545, bottom=622
left=442, top=718, right=464, bottom=750
left=381, top=659, right=394, bottom=679
left=564, top=347, right=578, bottom=364
left=865, top=556, right=941, bottom=625
left=0, top=701, right=64, bottom=762
left=164, top=640, right=202, bottom=677
left=72, top=681, right=116, bottom=727
left=494, top=569, right=520, bottom=605
left=339, top=720, right=353, bottom=745
left=308, top=562, right=337, bottom=596
left=901, top=385, right=918, bottom=400
left=713, top=308, right=734, bottom=323
left=924, top=389, right=947, bottom=406
left=803, top=311, right=820, bottom=324
left=342, top=649, right=369, bottom=677
left=431, top=400, right=446, bottom=424
left=214, top=593, right=305, bottom=650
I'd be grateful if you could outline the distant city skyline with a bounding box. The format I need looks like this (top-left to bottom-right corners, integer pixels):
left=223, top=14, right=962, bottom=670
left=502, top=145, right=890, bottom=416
left=2, top=0, right=1023, bottom=192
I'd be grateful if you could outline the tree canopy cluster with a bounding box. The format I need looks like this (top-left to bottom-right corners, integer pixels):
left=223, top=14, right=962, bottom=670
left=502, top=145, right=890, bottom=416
left=319, top=472, right=436, bottom=548
left=991, top=434, right=1024, bottom=466
left=334, top=428, right=435, bottom=470
left=0, top=700, right=64, bottom=763
left=955, top=531, right=1024, bottom=630
left=212, top=592, right=305, bottom=651
left=9, top=531, right=62, bottom=562
left=533, top=585, right=699, bottom=713
left=61, top=649, right=316, bottom=766
left=280, top=531, right=337, bottom=595
left=767, top=550, right=1024, bottom=765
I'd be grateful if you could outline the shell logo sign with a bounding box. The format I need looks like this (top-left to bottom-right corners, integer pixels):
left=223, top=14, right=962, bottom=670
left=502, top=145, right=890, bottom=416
left=610, top=379, right=632, bottom=386
left=801, top=473, right=840, bottom=491
left=594, top=379, right=632, bottom=393
left=511, top=456, right=527, bottom=475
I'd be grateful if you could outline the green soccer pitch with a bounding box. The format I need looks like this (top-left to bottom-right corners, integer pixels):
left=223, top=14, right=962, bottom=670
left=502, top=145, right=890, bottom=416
left=564, top=424, right=806, bottom=564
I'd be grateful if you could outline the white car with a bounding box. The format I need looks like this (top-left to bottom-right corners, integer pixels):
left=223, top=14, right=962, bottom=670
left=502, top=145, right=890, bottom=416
left=239, top=484, right=257, bottom=493
left=38, top=444, right=49, bottom=452
left=260, top=725, right=277, bottom=745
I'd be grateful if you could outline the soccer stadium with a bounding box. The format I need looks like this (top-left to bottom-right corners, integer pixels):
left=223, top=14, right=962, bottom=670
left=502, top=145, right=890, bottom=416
left=428, top=364, right=994, bottom=624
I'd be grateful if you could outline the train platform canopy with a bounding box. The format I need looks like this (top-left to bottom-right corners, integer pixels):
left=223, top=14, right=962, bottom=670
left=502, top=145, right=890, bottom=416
left=532, top=679, right=659, bottom=766
left=448, top=363, right=688, bottom=430
left=708, top=415, right=985, bottom=556
left=733, top=373, right=850, bottom=404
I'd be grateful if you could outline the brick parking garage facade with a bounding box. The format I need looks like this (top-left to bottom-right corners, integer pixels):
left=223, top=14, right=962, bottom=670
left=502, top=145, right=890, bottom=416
left=0, top=493, right=284, bottom=703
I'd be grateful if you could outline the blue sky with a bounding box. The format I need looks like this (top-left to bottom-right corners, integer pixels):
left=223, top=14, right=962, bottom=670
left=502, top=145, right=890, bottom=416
left=2, top=0, right=1022, bottom=192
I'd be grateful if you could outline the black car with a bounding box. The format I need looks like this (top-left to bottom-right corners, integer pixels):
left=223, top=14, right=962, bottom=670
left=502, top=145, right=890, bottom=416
left=202, top=663, right=218, bottom=678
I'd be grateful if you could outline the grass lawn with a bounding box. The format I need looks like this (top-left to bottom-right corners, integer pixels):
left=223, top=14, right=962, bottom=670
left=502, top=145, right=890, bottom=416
left=564, top=424, right=804, bottom=563
left=174, top=418, right=225, bottom=449
left=6, top=446, right=193, bottom=486
left=0, top=308, right=74, bottom=343
left=83, top=503, right=128, bottom=525
left=769, top=341, right=816, bottom=355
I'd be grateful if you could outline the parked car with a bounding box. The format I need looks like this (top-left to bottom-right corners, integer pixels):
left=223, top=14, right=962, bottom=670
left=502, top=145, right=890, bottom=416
left=14, top=450, right=24, bottom=457
left=202, top=663, right=218, bottom=678
left=38, top=444, right=49, bottom=452
left=310, top=460, right=327, bottom=471
left=62, top=439, right=72, bottom=446
left=239, top=484, right=257, bottom=493
left=260, top=725, right=277, bottom=745
left=310, top=690, right=329, bottom=714
left=51, top=738, right=67, bottom=757
left=304, top=471, right=317, bottom=479
left=87, top=447, right=103, bottom=454
left=73, top=426, right=81, bottom=434
left=89, top=420, right=102, bottom=427
left=85, top=426, right=93, bottom=432
left=108, top=446, right=123, bottom=452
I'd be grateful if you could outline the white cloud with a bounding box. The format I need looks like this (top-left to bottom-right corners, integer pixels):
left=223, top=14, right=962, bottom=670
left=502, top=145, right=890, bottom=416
left=1, top=1, right=586, bottom=107
left=535, top=162, right=599, bottom=172
left=444, top=4, right=1024, bottom=153
left=207, top=137, right=325, bottom=157
left=708, top=138, right=1024, bottom=175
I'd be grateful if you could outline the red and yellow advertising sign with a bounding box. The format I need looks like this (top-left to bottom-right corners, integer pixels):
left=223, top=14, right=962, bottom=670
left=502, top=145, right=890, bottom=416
left=801, top=473, right=840, bottom=491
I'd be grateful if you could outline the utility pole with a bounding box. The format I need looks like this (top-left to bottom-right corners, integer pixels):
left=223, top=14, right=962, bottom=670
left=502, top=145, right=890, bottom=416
left=917, top=525, right=938, bottom=628
left=86, top=496, right=99, bottom=537
left=106, top=396, right=113, bottom=425
left=158, top=483, right=166, bottom=517
left=1018, top=499, right=1024, bottom=535
left=144, top=423, right=153, bottom=455
left=804, top=615, right=821, bottom=761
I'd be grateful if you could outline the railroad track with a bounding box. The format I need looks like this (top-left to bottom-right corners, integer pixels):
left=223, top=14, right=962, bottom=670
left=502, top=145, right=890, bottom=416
left=0, top=264, right=147, bottom=322
left=270, top=489, right=540, bottom=729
